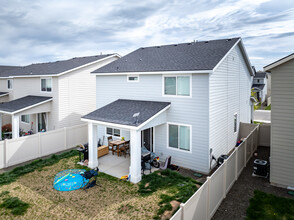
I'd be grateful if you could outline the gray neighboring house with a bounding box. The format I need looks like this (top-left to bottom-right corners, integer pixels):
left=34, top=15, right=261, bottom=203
left=82, top=37, right=254, bottom=183
left=252, top=71, right=268, bottom=103
left=264, top=53, right=294, bottom=188
left=0, top=54, right=120, bottom=139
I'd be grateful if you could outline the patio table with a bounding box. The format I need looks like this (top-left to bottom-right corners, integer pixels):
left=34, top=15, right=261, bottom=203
left=109, top=140, right=126, bottom=156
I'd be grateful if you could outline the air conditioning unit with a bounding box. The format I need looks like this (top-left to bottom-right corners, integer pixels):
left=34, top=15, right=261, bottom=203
left=253, top=159, right=268, bottom=177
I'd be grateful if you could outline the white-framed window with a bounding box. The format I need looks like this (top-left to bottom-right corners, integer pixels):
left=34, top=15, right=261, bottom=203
left=106, top=127, right=121, bottom=137
left=21, top=115, right=30, bottom=124
left=163, top=75, right=191, bottom=97
left=7, top=79, right=13, bottom=90
left=41, top=78, right=52, bottom=92
left=127, top=75, right=139, bottom=82
left=234, top=113, right=238, bottom=133
left=167, top=123, right=191, bottom=152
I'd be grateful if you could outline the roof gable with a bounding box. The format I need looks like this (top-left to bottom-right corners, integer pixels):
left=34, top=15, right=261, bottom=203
left=264, top=53, right=294, bottom=71
left=93, top=38, right=240, bottom=74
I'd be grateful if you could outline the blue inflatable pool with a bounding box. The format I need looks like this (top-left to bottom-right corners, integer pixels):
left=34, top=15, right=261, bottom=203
left=53, top=169, right=89, bottom=191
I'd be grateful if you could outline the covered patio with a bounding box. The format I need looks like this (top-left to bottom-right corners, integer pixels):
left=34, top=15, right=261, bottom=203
left=0, top=95, right=52, bottom=140
left=81, top=99, right=171, bottom=183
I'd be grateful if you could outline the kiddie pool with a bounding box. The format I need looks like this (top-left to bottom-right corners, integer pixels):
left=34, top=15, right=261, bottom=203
left=53, top=169, right=89, bottom=191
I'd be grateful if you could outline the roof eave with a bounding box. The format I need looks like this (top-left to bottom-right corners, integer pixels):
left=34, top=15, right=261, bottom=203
left=91, top=70, right=212, bottom=75
left=264, top=53, right=294, bottom=71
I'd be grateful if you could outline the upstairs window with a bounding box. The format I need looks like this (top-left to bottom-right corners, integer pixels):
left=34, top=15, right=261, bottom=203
left=127, top=75, right=139, bottom=82
left=106, top=127, right=120, bottom=137
left=164, top=76, right=190, bottom=96
left=7, top=79, right=13, bottom=90
left=41, top=78, right=52, bottom=92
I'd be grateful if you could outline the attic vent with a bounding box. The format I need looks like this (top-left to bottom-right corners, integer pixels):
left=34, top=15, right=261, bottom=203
left=187, top=43, right=191, bottom=45
left=141, top=47, right=144, bottom=49
left=174, top=44, right=178, bottom=46
left=157, top=46, right=160, bottom=48
left=116, top=66, right=119, bottom=71
left=205, top=41, right=209, bottom=43
left=226, top=39, right=232, bottom=41
left=125, top=60, right=127, bottom=62
left=139, top=59, right=142, bottom=61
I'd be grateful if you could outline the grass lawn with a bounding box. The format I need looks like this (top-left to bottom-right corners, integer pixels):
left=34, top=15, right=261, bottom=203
left=0, top=151, right=199, bottom=219
left=265, top=104, right=271, bottom=110
left=246, top=190, right=294, bottom=220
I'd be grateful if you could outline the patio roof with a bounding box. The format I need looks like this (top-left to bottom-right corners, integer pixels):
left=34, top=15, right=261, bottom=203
left=0, top=92, right=8, bottom=98
left=0, top=95, right=52, bottom=114
left=82, top=99, right=171, bottom=129
left=252, top=84, right=265, bottom=91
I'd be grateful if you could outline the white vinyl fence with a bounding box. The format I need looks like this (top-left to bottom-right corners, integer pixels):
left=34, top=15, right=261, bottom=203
left=171, top=123, right=259, bottom=220
left=0, top=123, right=87, bottom=169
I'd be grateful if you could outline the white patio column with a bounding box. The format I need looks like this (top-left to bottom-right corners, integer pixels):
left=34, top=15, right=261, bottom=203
left=88, top=122, right=98, bottom=168
left=0, top=113, right=2, bottom=141
left=130, top=129, right=142, bottom=183
left=12, top=115, right=20, bottom=139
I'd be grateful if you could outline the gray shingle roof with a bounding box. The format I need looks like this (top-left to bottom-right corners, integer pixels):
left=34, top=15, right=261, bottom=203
left=0, top=95, right=52, bottom=113
left=0, top=54, right=114, bottom=77
left=0, top=65, right=21, bottom=75
left=93, top=38, right=240, bottom=73
left=0, top=92, right=8, bottom=97
left=254, top=71, right=267, bottom=78
left=252, top=84, right=265, bottom=90
left=82, top=99, right=171, bottom=127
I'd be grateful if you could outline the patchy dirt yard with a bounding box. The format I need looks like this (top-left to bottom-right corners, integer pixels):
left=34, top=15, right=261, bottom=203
left=0, top=153, right=199, bottom=219
left=212, top=146, right=293, bottom=220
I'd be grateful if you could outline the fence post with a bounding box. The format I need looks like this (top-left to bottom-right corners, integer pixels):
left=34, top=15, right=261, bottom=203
left=38, top=133, right=42, bottom=157
left=206, top=176, right=211, bottom=220
left=223, top=159, right=227, bottom=198
left=64, top=127, right=67, bottom=149
left=4, top=139, right=7, bottom=168
left=235, top=147, right=238, bottom=181
left=244, top=140, right=247, bottom=167
left=180, top=203, right=185, bottom=220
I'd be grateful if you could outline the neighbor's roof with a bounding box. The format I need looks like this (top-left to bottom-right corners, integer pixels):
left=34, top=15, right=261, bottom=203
left=93, top=38, right=241, bottom=74
left=0, top=65, right=21, bottom=75
left=0, top=54, right=116, bottom=78
left=264, top=53, right=294, bottom=71
left=0, top=95, right=52, bottom=114
left=252, top=84, right=265, bottom=90
left=82, top=99, right=171, bottom=127
left=254, top=71, right=267, bottom=78
left=0, top=92, right=9, bottom=98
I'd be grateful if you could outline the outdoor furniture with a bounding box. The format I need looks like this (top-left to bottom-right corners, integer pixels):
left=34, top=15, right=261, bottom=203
left=109, top=140, right=126, bottom=156
left=119, top=140, right=130, bottom=157
left=141, top=153, right=152, bottom=175
left=108, top=136, right=114, bottom=152
left=98, top=145, right=109, bottom=158
left=160, top=156, right=171, bottom=170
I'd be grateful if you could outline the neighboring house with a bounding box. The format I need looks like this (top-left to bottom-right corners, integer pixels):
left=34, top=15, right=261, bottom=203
left=0, top=54, right=120, bottom=139
left=252, top=71, right=268, bottom=103
left=264, top=53, right=294, bottom=188
left=82, top=37, right=254, bottom=183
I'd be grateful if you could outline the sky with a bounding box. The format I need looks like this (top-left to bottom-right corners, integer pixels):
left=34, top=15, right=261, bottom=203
left=0, top=0, right=294, bottom=70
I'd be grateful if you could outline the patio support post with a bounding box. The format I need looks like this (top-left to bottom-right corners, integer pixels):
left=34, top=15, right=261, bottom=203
left=12, top=114, right=19, bottom=139
left=130, top=129, right=141, bottom=183
left=0, top=113, right=2, bottom=141
left=88, top=122, right=98, bottom=168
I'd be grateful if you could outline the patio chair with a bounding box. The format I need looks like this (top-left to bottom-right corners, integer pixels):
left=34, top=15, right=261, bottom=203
left=141, top=153, right=152, bottom=175
left=159, top=156, right=171, bottom=170
left=120, top=140, right=130, bottom=157
left=107, top=136, right=115, bottom=154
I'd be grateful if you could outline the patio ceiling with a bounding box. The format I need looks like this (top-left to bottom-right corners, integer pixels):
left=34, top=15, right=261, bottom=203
left=82, top=99, right=171, bottom=130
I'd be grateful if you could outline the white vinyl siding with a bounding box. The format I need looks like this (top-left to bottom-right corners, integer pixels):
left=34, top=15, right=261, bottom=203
left=163, top=75, right=191, bottom=96
left=270, top=58, right=294, bottom=188
left=209, top=45, right=251, bottom=162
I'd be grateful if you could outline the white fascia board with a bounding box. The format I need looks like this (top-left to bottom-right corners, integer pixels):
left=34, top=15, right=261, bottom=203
left=0, top=93, right=9, bottom=98
left=0, top=98, right=53, bottom=115
left=92, top=70, right=212, bottom=76
left=0, top=54, right=121, bottom=79
left=264, top=53, right=294, bottom=71
left=81, top=104, right=170, bottom=131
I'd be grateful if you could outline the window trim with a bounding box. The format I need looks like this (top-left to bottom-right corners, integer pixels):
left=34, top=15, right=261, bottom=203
left=7, top=79, right=13, bottom=90
left=234, top=113, right=238, bottom=134
left=21, top=115, right=30, bottom=124
left=105, top=127, right=121, bottom=138
left=127, top=75, right=139, bottom=82
left=166, top=122, right=192, bottom=153
left=162, top=75, right=192, bottom=98
left=40, top=77, right=53, bottom=93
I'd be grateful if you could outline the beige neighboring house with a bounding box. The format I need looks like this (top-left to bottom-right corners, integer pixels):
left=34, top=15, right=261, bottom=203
left=0, top=54, right=120, bottom=139
left=264, top=53, right=294, bottom=188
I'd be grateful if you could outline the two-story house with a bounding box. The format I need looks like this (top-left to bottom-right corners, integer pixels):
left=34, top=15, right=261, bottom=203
left=82, top=38, right=254, bottom=183
left=0, top=54, right=120, bottom=139
left=252, top=71, right=268, bottom=103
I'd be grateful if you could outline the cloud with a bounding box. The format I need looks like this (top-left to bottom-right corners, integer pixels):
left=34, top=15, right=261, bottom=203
left=0, top=0, right=294, bottom=70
